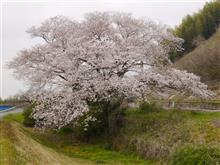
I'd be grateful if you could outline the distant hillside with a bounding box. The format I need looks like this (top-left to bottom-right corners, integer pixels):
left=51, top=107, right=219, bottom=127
left=174, top=0, right=220, bottom=58
left=175, top=28, right=220, bottom=90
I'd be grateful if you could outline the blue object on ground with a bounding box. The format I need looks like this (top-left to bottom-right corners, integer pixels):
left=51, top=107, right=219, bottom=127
left=0, top=106, right=13, bottom=111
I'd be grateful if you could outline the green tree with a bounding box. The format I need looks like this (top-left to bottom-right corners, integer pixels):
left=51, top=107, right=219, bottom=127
left=174, top=0, right=220, bottom=60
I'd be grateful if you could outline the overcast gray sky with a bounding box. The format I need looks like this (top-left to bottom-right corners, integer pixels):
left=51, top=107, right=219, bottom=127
left=1, top=0, right=209, bottom=99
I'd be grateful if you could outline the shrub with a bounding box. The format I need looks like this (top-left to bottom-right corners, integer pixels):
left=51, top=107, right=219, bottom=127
left=170, top=146, right=220, bottom=165
left=73, top=98, right=126, bottom=140
left=56, top=126, right=74, bottom=135
left=23, top=105, right=36, bottom=127
left=139, top=102, right=160, bottom=113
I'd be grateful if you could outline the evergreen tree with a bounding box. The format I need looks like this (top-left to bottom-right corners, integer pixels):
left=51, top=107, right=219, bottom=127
left=174, top=0, right=220, bottom=60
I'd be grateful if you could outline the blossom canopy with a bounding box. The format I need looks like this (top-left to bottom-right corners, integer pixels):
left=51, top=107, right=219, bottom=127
left=9, top=12, right=214, bottom=129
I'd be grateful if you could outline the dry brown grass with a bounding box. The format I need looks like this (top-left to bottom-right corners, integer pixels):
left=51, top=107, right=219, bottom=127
left=175, top=28, right=220, bottom=91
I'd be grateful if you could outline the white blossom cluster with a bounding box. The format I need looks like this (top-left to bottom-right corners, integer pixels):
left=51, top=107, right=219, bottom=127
left=9, top=12, right=214, bottom=129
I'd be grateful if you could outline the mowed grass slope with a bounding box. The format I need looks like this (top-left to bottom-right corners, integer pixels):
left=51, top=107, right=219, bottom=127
left=0, top=120, right=95, bottom=165
left=1, top=114, right=149, bottom=165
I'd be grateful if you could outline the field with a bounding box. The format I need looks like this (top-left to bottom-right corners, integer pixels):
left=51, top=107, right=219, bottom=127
left=1, top=107, right=220, bottom=165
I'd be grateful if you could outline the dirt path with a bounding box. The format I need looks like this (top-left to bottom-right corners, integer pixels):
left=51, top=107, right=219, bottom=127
left=0, top=121, right=94, bottom=165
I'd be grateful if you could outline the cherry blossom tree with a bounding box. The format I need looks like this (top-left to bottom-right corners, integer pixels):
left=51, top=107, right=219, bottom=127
left=8, top=12, right=214, bottom=129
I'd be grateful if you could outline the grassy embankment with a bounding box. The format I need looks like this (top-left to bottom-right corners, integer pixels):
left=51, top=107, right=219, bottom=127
left=1, top=107, right=220, bottom=164
left=114, top=108, right=220, bottom=164
left=0, top=113, right=149, bottom=165
left=0, top=114, right=96, bottom=165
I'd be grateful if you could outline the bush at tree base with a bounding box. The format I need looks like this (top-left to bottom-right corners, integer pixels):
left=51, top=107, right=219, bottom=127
left=23, top=105, right=36, bottom=127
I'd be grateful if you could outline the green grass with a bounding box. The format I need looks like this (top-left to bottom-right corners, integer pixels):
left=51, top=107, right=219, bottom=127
left=21, top=109, right=220, bottom=164
left=22, top=127, right=151, bottom=165
left=111, top=109, right=220, bottom=163
left=3, top=113, right=152, bottom=165
left=0, top=121, right=26, bottom=165
left=3, top=108, right=220, bottom=164
left=170, top=145, right=220, bottom=165
left=3, top=113, right=24, bottom=123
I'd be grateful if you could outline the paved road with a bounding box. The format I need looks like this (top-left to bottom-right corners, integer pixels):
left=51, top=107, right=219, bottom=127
left=0, top=108, right=23, bottom=118
left=163, top=106, right=220, bottom=112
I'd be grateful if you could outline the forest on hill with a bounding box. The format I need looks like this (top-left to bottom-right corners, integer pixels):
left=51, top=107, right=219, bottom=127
left=173, top=0, right=220, bottom=92
left=173, top=0, right=220, bottom=60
